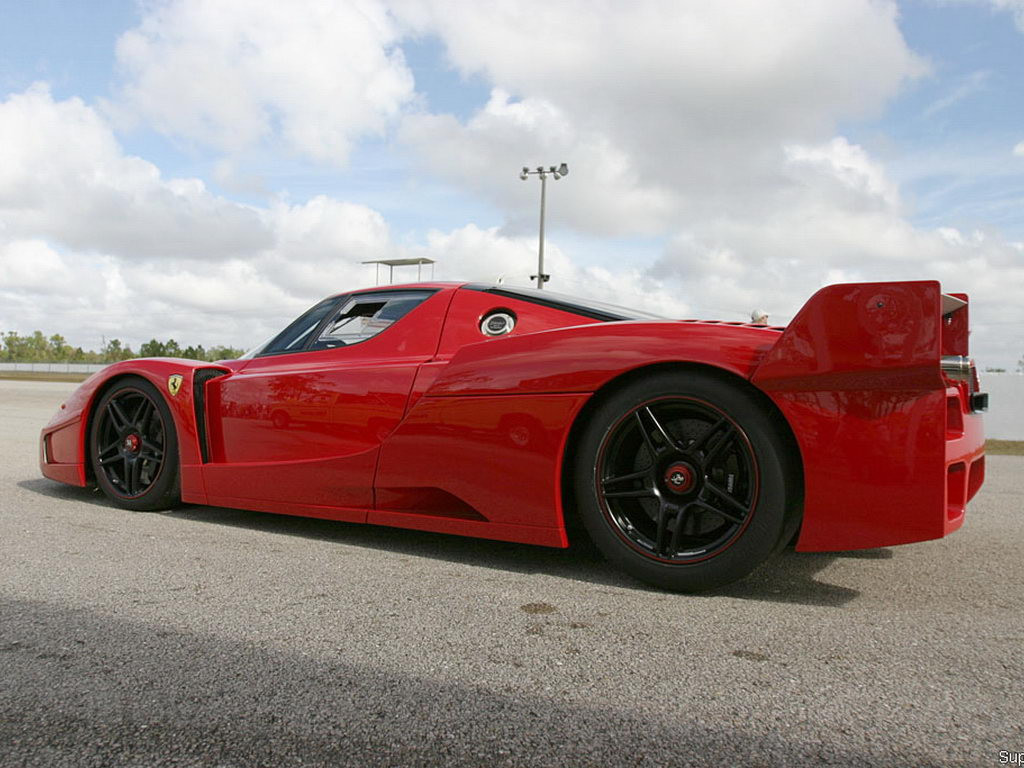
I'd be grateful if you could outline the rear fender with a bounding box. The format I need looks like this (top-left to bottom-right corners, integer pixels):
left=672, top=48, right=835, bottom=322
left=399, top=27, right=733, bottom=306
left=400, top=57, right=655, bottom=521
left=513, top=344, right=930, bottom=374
left=372, top=322, right=781, bottom=546
left=426, top=321, right=780, bottom=397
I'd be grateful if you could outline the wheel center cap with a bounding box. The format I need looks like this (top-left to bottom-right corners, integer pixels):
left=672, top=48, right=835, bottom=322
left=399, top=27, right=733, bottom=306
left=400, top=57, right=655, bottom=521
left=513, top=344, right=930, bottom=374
left=123, top=434, right=140, bottom=453
left=663, top=462, right=696, bottom=494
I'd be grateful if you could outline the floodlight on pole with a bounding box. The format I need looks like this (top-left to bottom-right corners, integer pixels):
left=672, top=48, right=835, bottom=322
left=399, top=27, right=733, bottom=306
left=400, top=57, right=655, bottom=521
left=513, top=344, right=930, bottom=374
left=519, top=163, right=568, bottom=289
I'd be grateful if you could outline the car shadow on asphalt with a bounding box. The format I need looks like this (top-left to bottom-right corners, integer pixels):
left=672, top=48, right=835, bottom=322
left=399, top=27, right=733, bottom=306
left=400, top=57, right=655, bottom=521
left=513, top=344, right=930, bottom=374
left=2, top=595, right=951, bottom=768
left=20, top=477, right=865, bottom=607
left=18, top=477, right=113, bottom=507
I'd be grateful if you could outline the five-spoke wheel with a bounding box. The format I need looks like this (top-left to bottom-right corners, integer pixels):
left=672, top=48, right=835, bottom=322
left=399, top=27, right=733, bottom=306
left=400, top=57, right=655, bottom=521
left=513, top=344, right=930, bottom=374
left=575, top=370, right=798, bottom=591
left=90, top=377, right=180, bottom=511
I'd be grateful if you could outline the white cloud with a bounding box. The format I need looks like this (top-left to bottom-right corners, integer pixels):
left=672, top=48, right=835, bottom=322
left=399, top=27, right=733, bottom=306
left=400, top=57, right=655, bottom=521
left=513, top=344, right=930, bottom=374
left=935, top=1, right=1024, bottom=31
left=113, top=0, right=414, bottom=164
left=0, top=85, right=392, bottom=349
left=397, top=0, right=925, bottom=211
left=785, top=137, right=902, bottom=210
left=0, top=240, right=128, bottom=349
left=0, top=84, right=269, bottom=260
left=401, top=90, right=675, bottom=237
left=1014, top=140, right=1024, bottom=157
left=923, top=70, right=991, bottom=117
left=393, top=0, right=946, bottom=307
left=3, top=1, right=1021, bottom=369
left=393, top=1, right=1022, bottom=366
left=411, top=223, right=690, bottom=319
left=257, top=196, right=397, bottom=299
left=971, top=0, right=1024, bottom=31
left=0, top=83, right=684, bottom=352
left=645, top=135, right=1024, bottom=366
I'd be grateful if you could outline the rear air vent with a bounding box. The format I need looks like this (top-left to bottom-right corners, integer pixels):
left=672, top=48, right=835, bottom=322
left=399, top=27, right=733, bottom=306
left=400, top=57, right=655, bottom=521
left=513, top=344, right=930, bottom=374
left=946, top=462, right=967, bottom=521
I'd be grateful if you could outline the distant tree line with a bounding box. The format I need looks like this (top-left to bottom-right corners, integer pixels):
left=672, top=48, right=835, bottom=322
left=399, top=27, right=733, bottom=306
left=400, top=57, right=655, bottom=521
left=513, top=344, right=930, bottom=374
left=2, top=331, right=244, bottom=364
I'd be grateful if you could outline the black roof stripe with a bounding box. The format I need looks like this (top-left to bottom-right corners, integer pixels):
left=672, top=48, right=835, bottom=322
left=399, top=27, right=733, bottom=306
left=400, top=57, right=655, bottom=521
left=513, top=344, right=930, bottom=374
left=465, top=284, right=660, bottom=322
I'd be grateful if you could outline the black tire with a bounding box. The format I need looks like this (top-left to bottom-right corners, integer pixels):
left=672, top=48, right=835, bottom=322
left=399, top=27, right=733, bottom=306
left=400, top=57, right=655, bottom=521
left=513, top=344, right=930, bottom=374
left=573, top=370, right=798, bottom=592
left=89, top=376, right=180, bottom=511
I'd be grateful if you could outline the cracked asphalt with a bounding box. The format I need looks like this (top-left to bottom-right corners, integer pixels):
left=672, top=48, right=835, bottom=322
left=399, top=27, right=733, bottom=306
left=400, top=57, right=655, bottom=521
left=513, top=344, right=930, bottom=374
left=2, top=379, right=1022, bottom=767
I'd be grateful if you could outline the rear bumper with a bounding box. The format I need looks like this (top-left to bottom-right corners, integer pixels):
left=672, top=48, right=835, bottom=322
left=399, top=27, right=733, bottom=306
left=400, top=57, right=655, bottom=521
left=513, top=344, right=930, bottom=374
left=779, top=384, right=985, bottom=553
left=942, top=390, right=985, bottom=537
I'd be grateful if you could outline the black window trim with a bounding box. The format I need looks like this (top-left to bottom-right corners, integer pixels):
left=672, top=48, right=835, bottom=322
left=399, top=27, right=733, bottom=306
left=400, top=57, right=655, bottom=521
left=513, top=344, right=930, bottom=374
left=255, top=288, right=439, bottom=358
left=255, top=295, right=346, bottom=358
left=465, top=284, right=652, bottom=322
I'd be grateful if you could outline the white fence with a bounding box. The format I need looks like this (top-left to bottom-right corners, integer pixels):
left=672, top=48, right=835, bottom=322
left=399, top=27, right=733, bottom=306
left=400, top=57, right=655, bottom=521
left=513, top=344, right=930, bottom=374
left=2, top=362, right=1021, bottom=438
left=0, top=362, right=108, bottom=374
left=980, top=373, right=1024, bottom=440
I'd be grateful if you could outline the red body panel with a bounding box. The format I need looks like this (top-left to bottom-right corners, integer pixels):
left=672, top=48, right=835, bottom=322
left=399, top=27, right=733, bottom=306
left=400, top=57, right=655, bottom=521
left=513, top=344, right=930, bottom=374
left=427, top=321, right=778, bottom=397
left=40, top=280, right=985, bottom=555
left=371, top=315, right=779, bottom=546
left=752, top=281, right=985, bottom=550
left=373, top=393, right=589, bottom=547
left=436, top=288, right=601, bottom=358
left=202, top=290, right=452, bottom=513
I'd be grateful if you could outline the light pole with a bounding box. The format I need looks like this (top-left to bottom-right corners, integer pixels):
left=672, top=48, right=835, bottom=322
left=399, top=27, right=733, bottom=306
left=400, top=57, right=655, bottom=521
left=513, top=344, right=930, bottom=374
left=520, top=163, right=568, bottom=289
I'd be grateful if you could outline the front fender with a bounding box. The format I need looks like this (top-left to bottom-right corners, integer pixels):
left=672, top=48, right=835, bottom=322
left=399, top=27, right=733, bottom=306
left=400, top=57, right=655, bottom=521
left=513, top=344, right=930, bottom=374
left=39, top=359, right=231, bottom=497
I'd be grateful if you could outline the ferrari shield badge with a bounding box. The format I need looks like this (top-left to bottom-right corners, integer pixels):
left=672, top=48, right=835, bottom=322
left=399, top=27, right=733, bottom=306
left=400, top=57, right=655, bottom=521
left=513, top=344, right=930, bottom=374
left=167, top=374, right=184, bottom=397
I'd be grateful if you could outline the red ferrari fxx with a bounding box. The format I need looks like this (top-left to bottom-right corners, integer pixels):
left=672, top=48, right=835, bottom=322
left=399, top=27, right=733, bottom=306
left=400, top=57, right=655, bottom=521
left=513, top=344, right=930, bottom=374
left=40, top=281, right=986, bottom=591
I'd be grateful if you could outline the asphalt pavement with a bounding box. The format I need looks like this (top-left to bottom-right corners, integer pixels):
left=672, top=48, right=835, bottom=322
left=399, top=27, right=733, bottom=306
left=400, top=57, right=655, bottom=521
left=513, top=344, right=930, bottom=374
left=2, top=379, right=1022, bottom=767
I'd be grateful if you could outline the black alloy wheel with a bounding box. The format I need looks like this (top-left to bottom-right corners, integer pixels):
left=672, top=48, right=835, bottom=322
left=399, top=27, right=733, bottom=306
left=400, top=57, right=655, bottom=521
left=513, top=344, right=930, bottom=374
left=90, top=376, right=180, bottom=511
left=598, top=397, right=757, bottom=563
left=574, top=370, right=798, bottom=592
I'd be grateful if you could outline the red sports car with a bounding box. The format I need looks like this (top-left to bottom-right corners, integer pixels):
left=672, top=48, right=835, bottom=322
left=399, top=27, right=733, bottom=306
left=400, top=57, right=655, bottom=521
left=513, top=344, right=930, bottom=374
left=40, top=280, right=986, bottom=591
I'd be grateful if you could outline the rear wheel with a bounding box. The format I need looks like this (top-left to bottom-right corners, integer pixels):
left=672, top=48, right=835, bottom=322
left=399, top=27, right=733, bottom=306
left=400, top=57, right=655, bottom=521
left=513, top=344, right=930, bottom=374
left=89, top=377, right=180, bottom=511
left=574, top=370, right=797, bottom=592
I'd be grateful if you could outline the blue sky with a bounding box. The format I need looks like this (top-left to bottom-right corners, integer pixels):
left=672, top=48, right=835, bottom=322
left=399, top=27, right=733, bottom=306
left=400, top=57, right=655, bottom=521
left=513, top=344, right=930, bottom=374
left=0, top=0, right=1022, bottom=367
left=861, top=2, right=1024, bottom=238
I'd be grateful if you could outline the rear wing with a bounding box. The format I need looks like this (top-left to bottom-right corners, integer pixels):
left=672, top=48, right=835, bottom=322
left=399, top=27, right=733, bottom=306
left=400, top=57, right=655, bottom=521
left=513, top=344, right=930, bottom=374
left=750, top=280, right=985, bottom=552
left=752, top=280, right=985, bottom=410
left=753, top=280, right=948, bottom=392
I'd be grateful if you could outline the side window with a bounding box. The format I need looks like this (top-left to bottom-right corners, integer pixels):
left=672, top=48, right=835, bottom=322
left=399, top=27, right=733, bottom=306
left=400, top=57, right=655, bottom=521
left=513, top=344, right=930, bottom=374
left=259, top=296, right=340, bottom=356
left=310, top=291, right=433, bottom=350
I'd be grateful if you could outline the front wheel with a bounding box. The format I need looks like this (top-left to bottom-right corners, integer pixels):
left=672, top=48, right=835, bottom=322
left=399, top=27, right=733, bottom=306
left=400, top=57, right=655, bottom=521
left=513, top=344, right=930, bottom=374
left=574, top=370, right=798, bottom=592
left=89, top=376, right=180, bottom=511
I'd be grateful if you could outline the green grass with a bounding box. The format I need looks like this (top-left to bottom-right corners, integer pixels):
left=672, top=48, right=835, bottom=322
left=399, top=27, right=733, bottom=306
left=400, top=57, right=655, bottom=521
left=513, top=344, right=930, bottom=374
left=0, top=372, right=92, bottom=383
left=986, top=440, right=1024, bottom=456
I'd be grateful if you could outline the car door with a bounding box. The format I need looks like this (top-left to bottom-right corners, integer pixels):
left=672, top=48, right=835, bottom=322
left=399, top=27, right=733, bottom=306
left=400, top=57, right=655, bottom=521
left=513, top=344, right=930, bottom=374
left=202, top=289, right=450, bottom=517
